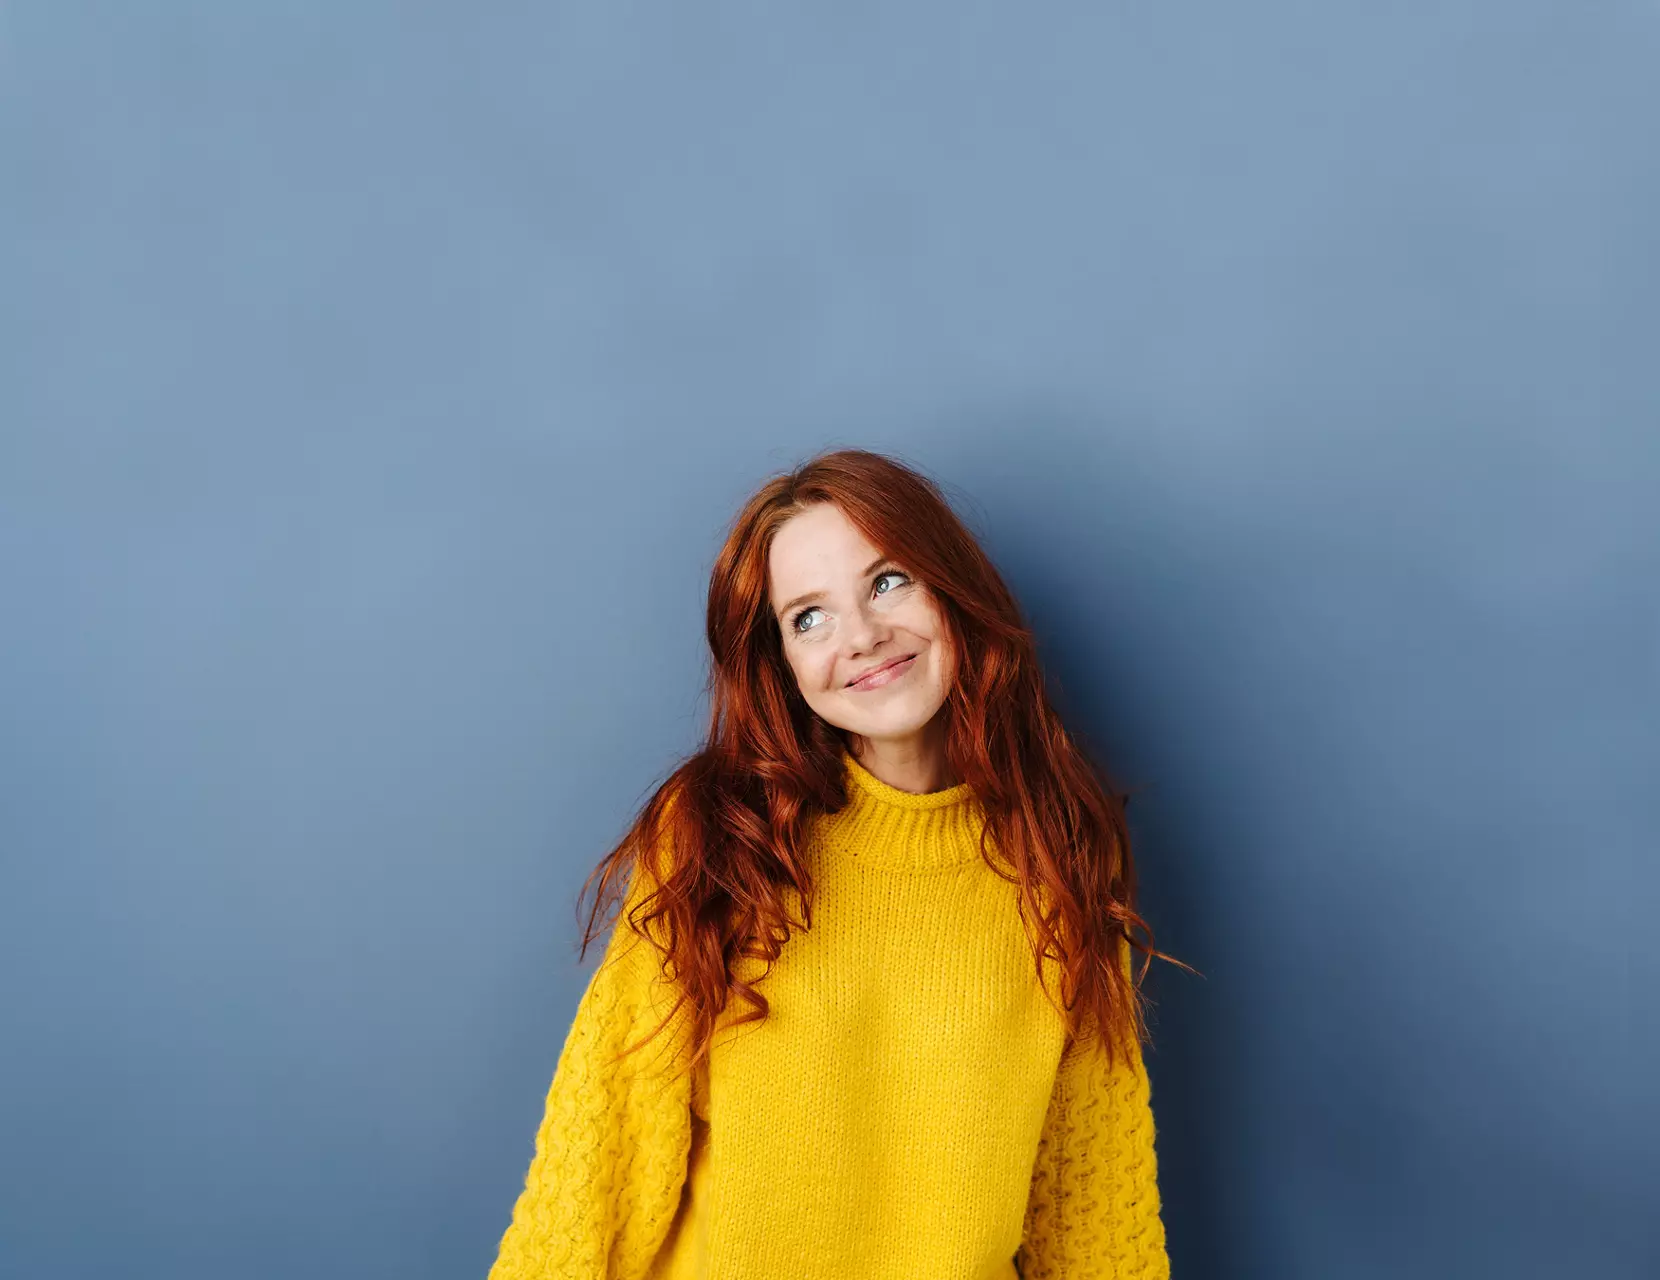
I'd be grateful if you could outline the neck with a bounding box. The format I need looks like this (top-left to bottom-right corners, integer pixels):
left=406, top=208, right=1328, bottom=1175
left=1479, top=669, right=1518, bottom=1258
left=846, top=727, right=957, bottom=795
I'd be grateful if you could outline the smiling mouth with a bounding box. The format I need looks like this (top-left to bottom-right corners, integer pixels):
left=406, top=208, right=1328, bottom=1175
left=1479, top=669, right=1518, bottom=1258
left=847, top=653, right=918, bottom=690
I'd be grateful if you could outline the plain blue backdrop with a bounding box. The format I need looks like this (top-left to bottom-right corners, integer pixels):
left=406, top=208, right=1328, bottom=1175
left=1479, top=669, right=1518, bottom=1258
left=2, top=4, right=1655, bottom=1277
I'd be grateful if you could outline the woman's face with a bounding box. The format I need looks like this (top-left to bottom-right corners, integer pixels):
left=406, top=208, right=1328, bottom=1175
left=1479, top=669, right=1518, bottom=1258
left=767, top=502, right=955, bottom=751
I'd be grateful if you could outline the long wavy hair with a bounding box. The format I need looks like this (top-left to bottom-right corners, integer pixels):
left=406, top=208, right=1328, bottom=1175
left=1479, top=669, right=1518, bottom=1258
left=573, top=447, right=1190, bottom=1077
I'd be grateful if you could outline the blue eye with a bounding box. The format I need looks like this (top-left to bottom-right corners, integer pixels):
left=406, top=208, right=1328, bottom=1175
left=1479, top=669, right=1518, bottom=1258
left=789, top=569, right=909, bottom=635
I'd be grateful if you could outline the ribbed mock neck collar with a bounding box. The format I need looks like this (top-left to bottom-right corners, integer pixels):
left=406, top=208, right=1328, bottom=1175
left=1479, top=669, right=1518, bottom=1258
left=824, top=747, right=986, bottom=871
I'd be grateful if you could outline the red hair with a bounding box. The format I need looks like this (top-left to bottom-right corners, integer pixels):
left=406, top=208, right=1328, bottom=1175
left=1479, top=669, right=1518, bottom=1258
left=574, top=447, right=1192, bottom=1075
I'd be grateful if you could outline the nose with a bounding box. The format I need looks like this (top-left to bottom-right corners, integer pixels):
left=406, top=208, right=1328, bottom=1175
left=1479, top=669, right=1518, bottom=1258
left=841, top=597, right=889, bottom=657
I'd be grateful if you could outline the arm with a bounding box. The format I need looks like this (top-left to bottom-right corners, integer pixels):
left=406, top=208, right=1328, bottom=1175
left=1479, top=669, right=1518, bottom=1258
left=1016, top=958, right=1170, bottom=1280
left=487, top=859, right=693, bottom=1280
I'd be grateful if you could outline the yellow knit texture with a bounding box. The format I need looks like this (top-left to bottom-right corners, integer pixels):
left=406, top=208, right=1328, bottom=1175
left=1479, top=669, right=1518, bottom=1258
left=488, top=750, right=1170, bottom=1279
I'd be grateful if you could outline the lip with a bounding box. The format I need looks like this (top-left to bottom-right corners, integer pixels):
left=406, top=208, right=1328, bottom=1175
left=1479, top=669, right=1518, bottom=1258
left=846, top=653, right=918, bottom=691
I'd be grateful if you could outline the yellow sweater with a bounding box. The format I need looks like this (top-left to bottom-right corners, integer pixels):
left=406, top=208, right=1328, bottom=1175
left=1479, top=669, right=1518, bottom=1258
left=488, top=748, right=1169, bottom=1279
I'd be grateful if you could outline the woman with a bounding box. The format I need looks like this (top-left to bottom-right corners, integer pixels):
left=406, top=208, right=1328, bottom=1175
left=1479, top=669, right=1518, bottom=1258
left=487, top=448, right=1186, bottom=1279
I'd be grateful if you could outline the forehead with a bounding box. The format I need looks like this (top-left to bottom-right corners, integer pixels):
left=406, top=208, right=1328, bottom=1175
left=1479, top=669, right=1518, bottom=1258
left=768, top=504, right=883, bottom=597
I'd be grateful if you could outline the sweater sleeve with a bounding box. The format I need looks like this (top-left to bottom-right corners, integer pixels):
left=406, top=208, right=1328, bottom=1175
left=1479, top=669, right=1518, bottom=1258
left=1015, top=954, right=1171, bottom=1280
left=486, top=858, right=694, bottom=1280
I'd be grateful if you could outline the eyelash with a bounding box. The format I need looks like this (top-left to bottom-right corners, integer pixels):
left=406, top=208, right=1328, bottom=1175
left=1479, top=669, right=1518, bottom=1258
left=790, top=569, right=909, bottom=634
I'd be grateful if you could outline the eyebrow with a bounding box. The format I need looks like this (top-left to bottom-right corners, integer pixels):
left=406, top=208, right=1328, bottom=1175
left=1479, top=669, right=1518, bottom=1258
left=774, top=555, right=892, bottom=619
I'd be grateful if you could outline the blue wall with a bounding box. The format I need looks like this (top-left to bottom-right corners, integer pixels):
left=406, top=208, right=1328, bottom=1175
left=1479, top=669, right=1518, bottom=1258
left=2, top=5, right=1654, bottom=1277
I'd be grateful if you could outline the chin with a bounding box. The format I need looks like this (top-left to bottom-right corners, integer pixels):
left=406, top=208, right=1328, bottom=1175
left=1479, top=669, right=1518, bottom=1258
left=845, top=699, right=948, bottom=741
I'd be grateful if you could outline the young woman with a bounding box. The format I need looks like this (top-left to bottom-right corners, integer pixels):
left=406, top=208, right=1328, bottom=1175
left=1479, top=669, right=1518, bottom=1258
left=487, top=448, right=1186, bottom=1279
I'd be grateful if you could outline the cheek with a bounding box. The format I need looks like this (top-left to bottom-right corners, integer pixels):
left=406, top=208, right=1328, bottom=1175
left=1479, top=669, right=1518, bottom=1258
left=787, top=646, right=838, bottom=694
left=930, top=641, right=954, bottom=690
left=928, top=630, right=957, bottom=690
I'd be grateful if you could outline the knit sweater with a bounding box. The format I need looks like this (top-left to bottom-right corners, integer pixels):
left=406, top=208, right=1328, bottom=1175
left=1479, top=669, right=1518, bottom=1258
left=487, top=748, right=1170, bottom=1279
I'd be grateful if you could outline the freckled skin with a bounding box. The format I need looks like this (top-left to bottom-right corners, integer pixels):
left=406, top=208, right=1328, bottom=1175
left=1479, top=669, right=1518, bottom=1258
left=768, top=503, right=958, bottom=791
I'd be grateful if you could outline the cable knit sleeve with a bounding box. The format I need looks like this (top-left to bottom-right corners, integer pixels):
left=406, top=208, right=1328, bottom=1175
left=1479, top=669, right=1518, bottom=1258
left=486, top=855, right=694, bottom=1280
left=1015, top=950, right=1171, bottom=1280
